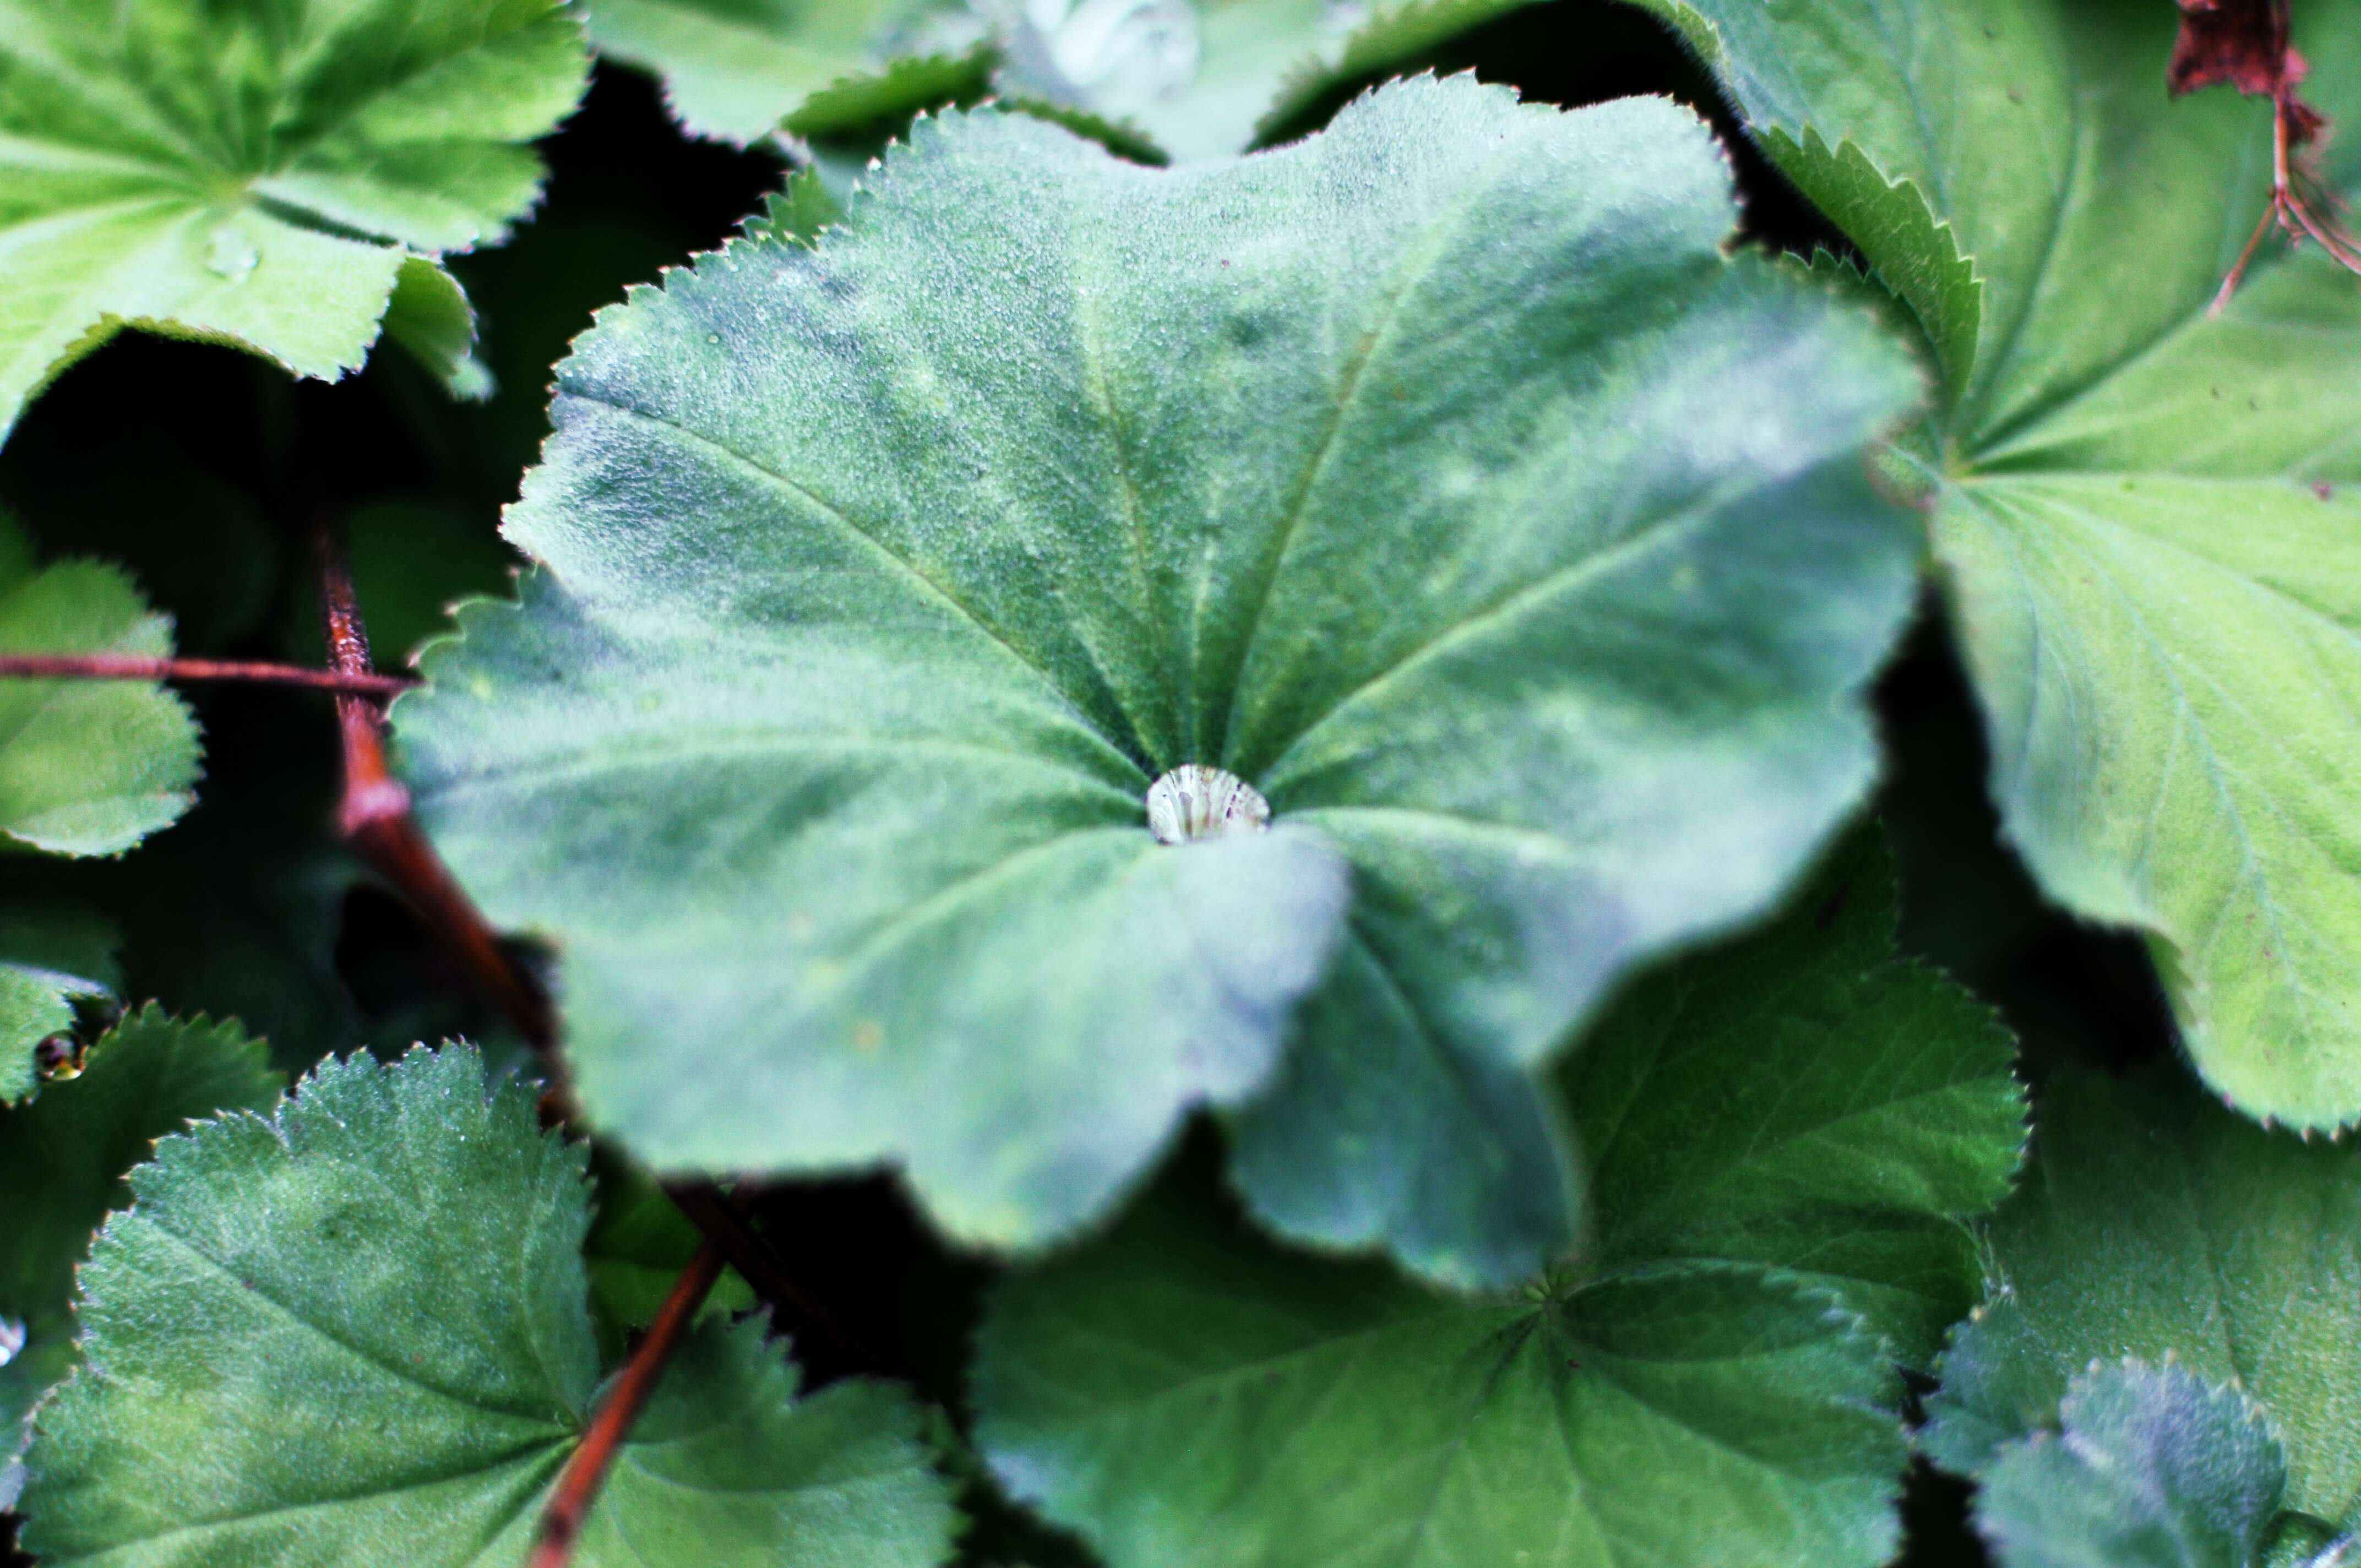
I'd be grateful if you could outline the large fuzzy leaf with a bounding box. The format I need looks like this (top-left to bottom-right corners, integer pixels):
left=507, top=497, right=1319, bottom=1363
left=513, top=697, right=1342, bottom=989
left=0, top=0, right=590, bottom=441
left=0, top=516, right=200, bottom=862
left=17, top=1045, right=957, bottom=1567
left=1974, top=1361, right=2288, bottom=1568
left=1923, top=1066, right=2361, bottom=1533
left=970, top=834, right=2027, bottom=1567
left=586, top=0, right=1552, bottom=157
left=395, top=79, right=1922, bottom=1277
left=0, top=1007, right=281, bottom=1508
left=1625, top=0, right=2361, bottom=1128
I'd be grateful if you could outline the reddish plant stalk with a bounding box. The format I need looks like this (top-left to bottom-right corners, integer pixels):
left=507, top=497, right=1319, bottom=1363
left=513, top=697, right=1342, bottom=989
left=0, top=653, right=414, bottom=697
left=529, top=1242, right=727, bottom=1568
left=313, top=526, right=559, bottom=1050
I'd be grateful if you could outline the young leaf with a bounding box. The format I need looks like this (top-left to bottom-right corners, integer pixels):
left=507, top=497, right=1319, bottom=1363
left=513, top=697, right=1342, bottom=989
left=0, top=1007, right=282, bottom=1507
left=1922, top=1066, right=2361, bottom=1530
left=394, top=79, right=1923, bottom=1276
left=0, top=0, right=590, bottom=443
left=971, top=835, right=2026, bottom=1567
left=0, top=901, right=118, bottom=1104
left=1623, top=0, right=2361, bottom=1131
left=0, top=515, right=201, bottom=859
left=1975, top=1360, right=2288, bottom=1568
left=973, top=1164, right=1908, bottom=1568
left=17, top=1045, right=958, bottom=1567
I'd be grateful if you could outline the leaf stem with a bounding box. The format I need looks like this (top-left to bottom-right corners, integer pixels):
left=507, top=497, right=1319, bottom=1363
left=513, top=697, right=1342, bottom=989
left=529, top=1241, right=727, bottom=1568
left=310, top=522, right=820, bottom=1347
left=0, top=653, right=415, bottom=698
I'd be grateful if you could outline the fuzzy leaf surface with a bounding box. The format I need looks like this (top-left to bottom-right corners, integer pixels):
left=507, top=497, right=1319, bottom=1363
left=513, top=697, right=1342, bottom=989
left=0, top=517, right=200, bottom=861
left=396, top=80, right=1921, bottom=1275
left=974, top=1166, right=1907, bottom=1568
left=1630, top=0, right=2361, bottom=1128
left=0, top=1008, right=280, bottom=1507
left=0, top=0, right=589, bottom=441
left=1924, top=1066, right=2361, bottom=1529
left=17, top=1046, right=957, bottom=1568
left=1976, top=1361, right=2287, bottom=1568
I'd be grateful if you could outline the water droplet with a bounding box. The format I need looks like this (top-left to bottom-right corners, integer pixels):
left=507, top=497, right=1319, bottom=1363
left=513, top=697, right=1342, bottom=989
left=1145, top=765, right=1269, bottom=844
left=205, top=225, right=258, bottom=281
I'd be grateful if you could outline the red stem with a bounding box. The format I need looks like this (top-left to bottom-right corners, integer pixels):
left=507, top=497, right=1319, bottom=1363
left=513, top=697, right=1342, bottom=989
left=529, top=1243, right=727, bottom=1568
left=0, top=653, right=412, bottom=698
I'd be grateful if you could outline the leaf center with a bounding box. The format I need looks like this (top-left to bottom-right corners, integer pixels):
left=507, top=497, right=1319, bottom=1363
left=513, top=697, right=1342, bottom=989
left=1144, top=765, right=1269, bottom=844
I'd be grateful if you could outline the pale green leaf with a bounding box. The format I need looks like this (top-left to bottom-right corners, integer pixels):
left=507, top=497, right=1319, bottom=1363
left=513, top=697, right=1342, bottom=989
left=0, top=0, right=590, bottom=442
left=0, top=514, right=199, bottom=858
left=395, top=80, right=1921, bottom=1276
left=1633, top=0, right=2361, bottom=1128
left=17, top=1044, right=957, bottom=1567
left=1924, top=1066, right=2361, bottom=1529
left=973, top=1165, right=1907, bottom=1568
left=1976, top=1360, right=2287, bottom=1568
left=585, top=0, right=1552, bottom=159
left=0, top=1006, right=281, bottom=1506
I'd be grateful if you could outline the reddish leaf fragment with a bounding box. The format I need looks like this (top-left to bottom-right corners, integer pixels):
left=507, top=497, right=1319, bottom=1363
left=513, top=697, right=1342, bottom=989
left=2167, top=0, right=2360, bottom=310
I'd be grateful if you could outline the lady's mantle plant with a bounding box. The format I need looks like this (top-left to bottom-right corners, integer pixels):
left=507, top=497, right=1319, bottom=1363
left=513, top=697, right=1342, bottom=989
left=395, top=75, right=1924, bottom=1286
left=0, top=0, right=2357, bottom=1564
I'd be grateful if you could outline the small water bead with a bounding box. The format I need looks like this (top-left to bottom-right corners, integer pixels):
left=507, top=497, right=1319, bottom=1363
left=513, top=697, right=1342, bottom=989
left=1145, top=765, right=1270, bottom=845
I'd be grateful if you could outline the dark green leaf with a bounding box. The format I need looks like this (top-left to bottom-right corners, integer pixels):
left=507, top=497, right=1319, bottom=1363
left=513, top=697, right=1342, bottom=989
left=0, top=901, right=117, bottom=1105
left=18, top=1045, right=958, bottom=1567
left=975, top=1165, right=1906, bottom=1568
left=396, top=80, right=1921, bottom=1276
left=0, top=1007, right=281, bottom=1507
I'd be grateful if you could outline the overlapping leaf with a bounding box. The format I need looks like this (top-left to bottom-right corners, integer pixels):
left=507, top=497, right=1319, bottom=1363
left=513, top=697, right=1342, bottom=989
left=1924, top=1065, right=2361, bottom=1538
left=0, top=0, right=591, bottom=442
left=1974, top=1361, right=2288, bottom=1568
left=1627, top=0, right=2361, bottom=1128
left=0, top=1008, right=281, bottom=1507
left=396, top=79, right=1922, bottom=1277
left=969, top=832, right=2024, bottom=1568
left=585, top=0, right=1548, bottom=157
left=18, top=1044, right=957, bottom=1567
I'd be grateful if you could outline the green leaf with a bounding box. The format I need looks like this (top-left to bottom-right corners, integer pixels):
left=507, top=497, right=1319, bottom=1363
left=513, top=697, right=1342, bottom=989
left=18, top=1044, right=958, bottom=1567
left=1555, top=829, right=2025, bottom=1364
left=1629, top=0, right=2361, bottom=1128
left=1975, top=1360, right=2287, bottom=1568
left=0, top=900, right=118, bottom=1104
left=583, top=1154, right=755, bottom=1360
left=582, top=0, right=992, bottom=144
left=971, top=840, right=2029, bottom=1565
left=0, top=514, right=200, bottom=859
left=587, top=0, right=1555, bottom=160
left=1923, top=1066, right=2361, bottom=1529
left=395, top=80, right=1922, bottom=1273
left=973, top=1161, right=1908, bottom=1568
left=0, top=1006, right=282, bottom=1508
left=0, top=0, right=590, bottom=443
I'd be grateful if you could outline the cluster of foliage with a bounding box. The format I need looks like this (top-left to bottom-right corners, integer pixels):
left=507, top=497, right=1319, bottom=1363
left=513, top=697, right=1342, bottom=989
left=1, top=0, right=2355, bottom=1563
